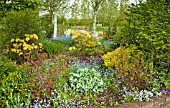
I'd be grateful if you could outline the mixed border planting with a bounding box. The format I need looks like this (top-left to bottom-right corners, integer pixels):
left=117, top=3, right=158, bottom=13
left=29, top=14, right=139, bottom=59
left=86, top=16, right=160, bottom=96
left=0, top=0, right=169, bottom=107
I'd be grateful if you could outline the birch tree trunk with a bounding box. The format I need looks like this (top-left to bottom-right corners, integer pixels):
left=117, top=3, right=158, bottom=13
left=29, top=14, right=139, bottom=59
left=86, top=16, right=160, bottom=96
left=93, top=12, right=97, bottom=36
left=53, top=11, right=57, bottom=38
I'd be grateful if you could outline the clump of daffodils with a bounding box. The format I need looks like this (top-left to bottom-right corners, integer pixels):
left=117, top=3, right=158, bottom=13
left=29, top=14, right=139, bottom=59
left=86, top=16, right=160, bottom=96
left=10, top=34, right=43, bottom=56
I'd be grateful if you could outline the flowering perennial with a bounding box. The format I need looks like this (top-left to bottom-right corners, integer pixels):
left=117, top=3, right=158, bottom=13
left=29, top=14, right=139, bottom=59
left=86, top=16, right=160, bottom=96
left=10, top=34, right=43, bottom=55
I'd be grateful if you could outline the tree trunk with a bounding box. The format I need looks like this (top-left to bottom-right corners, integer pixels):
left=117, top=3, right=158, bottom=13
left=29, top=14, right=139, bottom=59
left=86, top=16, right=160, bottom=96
left=93, top=12, right=97, bottom=36
left=53, top=11, right=57, bottom=38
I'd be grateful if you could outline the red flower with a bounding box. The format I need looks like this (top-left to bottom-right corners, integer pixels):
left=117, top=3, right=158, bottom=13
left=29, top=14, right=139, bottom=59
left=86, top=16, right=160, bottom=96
left=5, top=45, right=9, bottom=49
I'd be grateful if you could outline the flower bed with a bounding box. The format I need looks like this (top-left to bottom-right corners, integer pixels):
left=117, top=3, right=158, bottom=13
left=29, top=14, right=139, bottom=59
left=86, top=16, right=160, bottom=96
left=0, top=31, right=169, bottom=108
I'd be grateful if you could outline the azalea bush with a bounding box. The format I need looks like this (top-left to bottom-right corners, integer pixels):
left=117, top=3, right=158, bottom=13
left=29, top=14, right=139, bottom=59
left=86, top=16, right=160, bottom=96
left=70, top=30, right=106, bottom=56
left=9, top=34, right=43, bottom=61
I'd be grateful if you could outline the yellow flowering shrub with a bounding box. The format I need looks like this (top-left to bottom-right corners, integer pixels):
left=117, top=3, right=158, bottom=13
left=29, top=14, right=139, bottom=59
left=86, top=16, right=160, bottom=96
left=10, top=34, right=43, bottom=56
left=71, top=30, right=104, bottom=56
left=102, top=46, right=153, bottom=90
left=102, top=46, right=131, bottom=68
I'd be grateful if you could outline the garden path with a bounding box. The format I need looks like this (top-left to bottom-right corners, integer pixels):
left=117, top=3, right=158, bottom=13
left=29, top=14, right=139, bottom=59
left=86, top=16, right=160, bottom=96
left=111, top=95, right=170, bottom=108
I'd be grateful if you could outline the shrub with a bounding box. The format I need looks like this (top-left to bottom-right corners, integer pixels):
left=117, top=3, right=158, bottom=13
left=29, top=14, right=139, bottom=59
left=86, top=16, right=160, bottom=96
left=69, top=62, right=105, bottom=93
left=70, top=30, right=105, bottom=56
left=9, top=34, right=43, bottom=61
left=102, top=46, right=154, bottom=90
left=0, top=9, right=44, bottom=49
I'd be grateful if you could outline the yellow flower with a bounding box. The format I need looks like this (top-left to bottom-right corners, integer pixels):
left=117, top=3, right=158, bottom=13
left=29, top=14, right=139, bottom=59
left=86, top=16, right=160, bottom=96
left=15, top=38, right=20, bottom=42
left=34, top=45, right=38, bottom=49
left=33, top=34, right=38, bottom=40
left=69, top=47, right=76, bottom=51
left=19, top=43, right=22, bottom=46
left=38, top=43, right=42, bottom=47
left=11, top=48, right=16, bottom=52
left=25, top=34, right=29, bottom=37
left=16, top=49, right=20, bottom=53
left=20, top=39, right=25, bottom=43
left=23, top=47, right=27, bottom=50
left=11, top=39, right=15, bottom=43
left=68, top=48, right=71, bottom=51
left=23, top=42, right=27, bottom=46
left=98, top=31, right=103, bottom=35
left=98, top=42, right=101, bottom=45
left=19, top=52, right=23, bottom=55
left=26, top=37, right=30, bottom=41
left=30, top=34, right=34, bottom=38
left=84, top=31, right=90, bottom=36
left=72, top=32, right=80, bottom=39
left=13, top=43, right=17, bottom=47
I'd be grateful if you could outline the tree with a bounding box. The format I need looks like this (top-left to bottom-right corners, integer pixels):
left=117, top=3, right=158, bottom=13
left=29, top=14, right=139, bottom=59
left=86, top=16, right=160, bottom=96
left=40, top=0, right=69, bottom=38
left=89, top=0, right=106, bottom=35
left=98, top=0, right=117, bottom=34
left=0, top=0, right=40, bottom=17
left=72, top=0, right=106, bottom=34
left=116, top=0, right=170, bottom=72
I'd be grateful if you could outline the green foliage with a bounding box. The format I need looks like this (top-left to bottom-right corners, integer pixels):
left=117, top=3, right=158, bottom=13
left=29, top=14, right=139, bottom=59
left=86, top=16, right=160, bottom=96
left=68, top=18, right=93, bottom=27
left=42, top=40, right=65, bottom=55
left=0, top=9, right=44, bottom=49
left=0, top=0, right=41, bottom=17
left=0, top=62, right=32, bottom=107
left=116, top=0, right=170, bottom=72
left=159, top=72, right=170, bottom=90
left=0, top=59, right=18, bottom=79
left=40, top=14, right=54, bottom=38
left=69, top=62, right=105, bottom=93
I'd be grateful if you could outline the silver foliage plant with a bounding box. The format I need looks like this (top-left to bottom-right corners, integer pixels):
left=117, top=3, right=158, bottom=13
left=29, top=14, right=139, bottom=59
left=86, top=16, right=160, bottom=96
left=69, top=63, right=105, bottom=93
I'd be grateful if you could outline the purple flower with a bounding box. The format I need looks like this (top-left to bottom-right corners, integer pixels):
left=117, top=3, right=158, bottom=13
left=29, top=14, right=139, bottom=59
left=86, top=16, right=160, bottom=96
left=160, top=89, right=165, bottom=93
left=166, top=90, right=170, bottom=95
